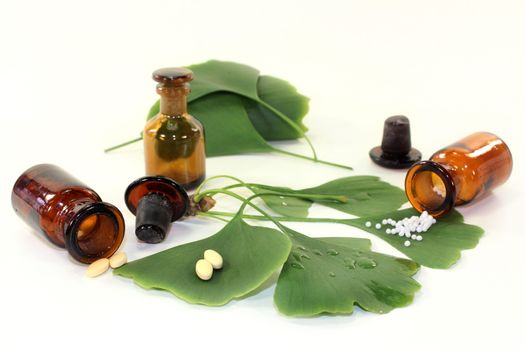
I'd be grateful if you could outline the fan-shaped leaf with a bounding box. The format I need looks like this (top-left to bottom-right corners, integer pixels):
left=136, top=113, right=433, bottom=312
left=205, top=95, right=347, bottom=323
left=114, top=214, right=291, bottom=306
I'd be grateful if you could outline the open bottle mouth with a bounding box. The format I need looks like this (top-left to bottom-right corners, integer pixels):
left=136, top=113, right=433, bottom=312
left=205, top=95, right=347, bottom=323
left=65, top=202, right=125, bottom=264
left=405, top=161, right=456, bottom=217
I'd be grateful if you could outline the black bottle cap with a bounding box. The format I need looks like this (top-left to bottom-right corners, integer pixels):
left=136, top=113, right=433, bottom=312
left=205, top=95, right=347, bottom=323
left=369, top=115, right=422, bottom=169
left=125, top=176, right=189, bottom=244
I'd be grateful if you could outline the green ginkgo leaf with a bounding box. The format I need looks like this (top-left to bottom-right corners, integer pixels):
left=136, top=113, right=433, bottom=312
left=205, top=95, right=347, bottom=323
left=243, top=75, right=309, bottom=140
left=256, top=176, right=407, bottom=217
left=186, top=93, right=273, bottom=157
left=274, top=226, right=421, bottom=316
left=114, top=214, right=291, bottom=306
left=345, top=208, right=484, bottom=269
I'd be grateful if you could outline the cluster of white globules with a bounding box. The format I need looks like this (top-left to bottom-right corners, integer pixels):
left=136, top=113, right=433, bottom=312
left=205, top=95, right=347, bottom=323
left=365, top=211, right=437, bottom=247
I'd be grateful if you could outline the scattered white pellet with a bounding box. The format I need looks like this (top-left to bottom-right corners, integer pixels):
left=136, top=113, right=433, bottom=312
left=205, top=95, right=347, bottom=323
left=204, top=249, right=223, bottom=269
left=109, top=252, right=127, bottom=269
left=196, top=259, right=213, bottom=281
left=365, top=221, right=372, bottom=227
left=86, top=258, right=110, bottom=278
left=377, top=211, right=437, bottom=245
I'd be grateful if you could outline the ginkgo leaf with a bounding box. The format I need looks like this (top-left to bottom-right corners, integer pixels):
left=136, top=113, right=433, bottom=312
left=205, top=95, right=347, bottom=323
left=257, top=176, right=407, bottom=217
left=274, top=226, right=421, bottom=316
left=345, top=208, right=484, bottom=269
left=114, top=214, right=291, bottom=306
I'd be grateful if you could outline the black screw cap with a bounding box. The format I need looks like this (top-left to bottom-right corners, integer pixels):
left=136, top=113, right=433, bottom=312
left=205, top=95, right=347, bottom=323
left=369, top=115, right=422, bottom=169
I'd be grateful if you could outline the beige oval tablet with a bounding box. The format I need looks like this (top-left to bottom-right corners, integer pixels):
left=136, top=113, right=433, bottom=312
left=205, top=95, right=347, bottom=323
left=195, top=259, right=213, bottom=281
left=204, top=249, right=223, bottom=269
left=109, top=252, right=127, bottom=269
left=86, top=258, right=110, bottom=278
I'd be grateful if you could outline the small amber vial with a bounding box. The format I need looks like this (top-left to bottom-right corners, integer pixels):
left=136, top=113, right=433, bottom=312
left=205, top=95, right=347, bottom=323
left=144, top=67, right=206, bottom=190
left=405, top=132, right=512, bottom=217
left=12, top=164, right=125, bottom=263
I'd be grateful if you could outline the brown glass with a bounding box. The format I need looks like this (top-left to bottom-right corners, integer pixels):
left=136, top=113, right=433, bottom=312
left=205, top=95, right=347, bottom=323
left=144, top=67, right=206, bottom=190
left=405, top=132, right=513, bottom=217
left=12, top=164, right=125, bottom=263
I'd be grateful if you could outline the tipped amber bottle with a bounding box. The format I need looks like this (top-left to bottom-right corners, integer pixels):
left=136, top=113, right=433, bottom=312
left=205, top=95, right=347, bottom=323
left=405, top=132, right=512, bottom=217
left=144, top=67, right=206, bottom=190
left=11, top=164, right=125, bottom=263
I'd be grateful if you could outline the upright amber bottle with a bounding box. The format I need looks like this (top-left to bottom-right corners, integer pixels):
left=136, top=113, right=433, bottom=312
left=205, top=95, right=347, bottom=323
left=12, top=164, right=125, bottom=263
left=144, top=67, right=206, bottom=190
left=405, top=132, right=512, bottom=217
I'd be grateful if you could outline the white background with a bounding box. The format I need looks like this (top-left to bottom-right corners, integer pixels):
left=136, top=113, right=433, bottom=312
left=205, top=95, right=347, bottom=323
left=1, top=1, right=524, bottom=349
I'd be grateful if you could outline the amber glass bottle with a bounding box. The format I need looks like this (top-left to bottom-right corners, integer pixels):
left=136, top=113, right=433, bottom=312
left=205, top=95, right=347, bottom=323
left=405, top=132, right=512, bottom=217
left=144, top=67, right=206, bottom=190
left=12, top=164, right=125, bottom=263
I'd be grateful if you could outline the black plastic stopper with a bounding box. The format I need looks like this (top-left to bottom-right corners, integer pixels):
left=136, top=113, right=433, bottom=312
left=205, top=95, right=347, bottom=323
left=135, top=193, right=173, bottom=243
left=369, top=115, right=422, bottom=169
left=124, top=176, right=190, bottom=244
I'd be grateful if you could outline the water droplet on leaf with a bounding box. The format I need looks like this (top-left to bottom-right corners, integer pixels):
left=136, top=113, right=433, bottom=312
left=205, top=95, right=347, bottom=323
left=291, top=262, right=305, bottom=270
left=328, top=272, right=336, bottom=277
left=344, top=257, right=356, bottom=269
left=356, top=257, right=377, bottom=269
left=326, top=249, right=339, bottom=256
left=313, top=249, right=323, bottom=256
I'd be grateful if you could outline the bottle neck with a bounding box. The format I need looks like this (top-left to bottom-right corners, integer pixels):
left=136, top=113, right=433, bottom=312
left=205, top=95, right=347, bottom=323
left=157, top=84, right=189, bottom=116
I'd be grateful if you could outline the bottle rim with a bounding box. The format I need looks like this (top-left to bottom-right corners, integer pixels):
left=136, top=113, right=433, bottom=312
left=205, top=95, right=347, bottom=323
left=404, top=160, right=457, bottom=218
left=65, top=202, right=125, bottom=264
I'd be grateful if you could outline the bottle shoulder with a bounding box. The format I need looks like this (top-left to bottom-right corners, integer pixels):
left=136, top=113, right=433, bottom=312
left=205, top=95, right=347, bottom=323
left=144, top=113, right=203, bottom=140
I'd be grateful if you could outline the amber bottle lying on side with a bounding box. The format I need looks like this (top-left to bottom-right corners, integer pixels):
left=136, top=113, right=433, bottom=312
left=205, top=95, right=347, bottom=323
left=405, top=132, right=512, bottom=217
left=12, top=164, right=125, bottom=263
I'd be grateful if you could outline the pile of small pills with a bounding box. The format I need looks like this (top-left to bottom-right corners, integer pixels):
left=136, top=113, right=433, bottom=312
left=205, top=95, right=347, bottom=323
left=365, top=211, right=437, bottom=247
left=196, top=249, right=223, bottom=281
left=86, top=251, right=128, bottom=278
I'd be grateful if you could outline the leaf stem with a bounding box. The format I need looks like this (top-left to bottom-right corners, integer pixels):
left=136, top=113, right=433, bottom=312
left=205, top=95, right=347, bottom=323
left=197, top=212, right=230, bottom=223
left=194, top=178, right=347, bottom=204
left=193, top=174, right=247, bottom=201
left=215, top=190, right=287, bottom=231
left=206, top=210, right=352, bottom=226
left=271, top=147, right=353, bottom=170
left=104, top=136, right=142, bottom=153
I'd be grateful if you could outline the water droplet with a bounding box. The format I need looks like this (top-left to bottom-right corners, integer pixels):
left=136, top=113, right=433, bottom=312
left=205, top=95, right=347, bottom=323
left=326, top=249, right=339, bottom=256
left=301, top=254, right=311, bottom=260
left=279, top=196, right=285, bottom=199
left=313, top=249, right=323, bottom=256
left=344, top=257, right=356, bottom=269
left=281, top=202, right=288, bottom=206
left=328, top=272, right=336, bottom=277
left=356, top=257, right=377, bottom=269
left=292, top=252, right=302, bottom=262
left=297, top=246, right=307, bottom=251
left=291, top=262, right=304, bottom=270
left=351, top=249, right=363, bottom=256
